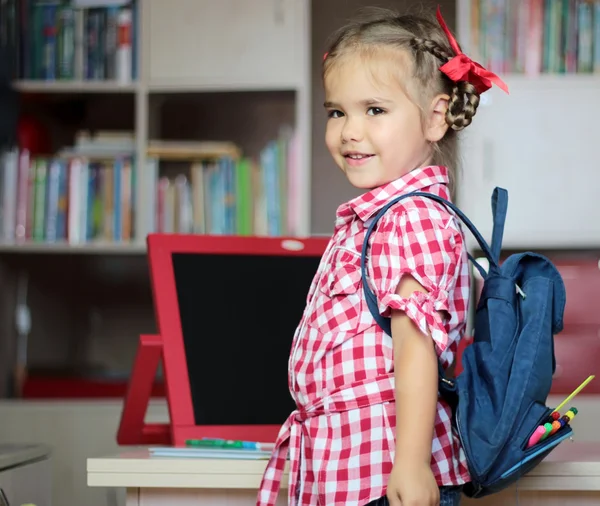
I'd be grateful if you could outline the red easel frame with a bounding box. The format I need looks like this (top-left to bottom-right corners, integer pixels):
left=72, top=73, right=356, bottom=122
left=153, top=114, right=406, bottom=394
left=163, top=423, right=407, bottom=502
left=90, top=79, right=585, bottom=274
left=117, top=233, right=329, bottom=447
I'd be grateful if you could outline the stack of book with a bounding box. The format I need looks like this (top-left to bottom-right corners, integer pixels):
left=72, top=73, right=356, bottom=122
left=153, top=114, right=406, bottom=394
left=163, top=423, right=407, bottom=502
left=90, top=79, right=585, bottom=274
left=2, top=0, right=137, bottom=82
left=145, top=126, right=300, bottom=238
left=0, top=126, right=301, bottom=245
left=149, top=438, right=276, bottom=460
left=0, top=131, right=136, bottom=244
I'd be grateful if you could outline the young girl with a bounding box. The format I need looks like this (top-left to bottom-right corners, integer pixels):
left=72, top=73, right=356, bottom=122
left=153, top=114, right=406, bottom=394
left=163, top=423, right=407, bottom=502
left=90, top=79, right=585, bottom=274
left=257, top=6, right=507, bottom=506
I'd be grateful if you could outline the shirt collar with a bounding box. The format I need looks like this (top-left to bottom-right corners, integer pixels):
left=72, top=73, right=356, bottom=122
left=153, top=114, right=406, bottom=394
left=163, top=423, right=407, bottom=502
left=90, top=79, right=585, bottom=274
left=335, top=165, right=450, bottom=226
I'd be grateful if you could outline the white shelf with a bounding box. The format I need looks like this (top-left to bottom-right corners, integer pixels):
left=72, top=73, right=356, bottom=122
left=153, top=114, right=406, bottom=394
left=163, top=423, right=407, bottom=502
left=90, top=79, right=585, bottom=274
left=500, top=73, right=600, bottom=87
left=500, top=73, right=600, bottom=80
left=0, top=241, right=147, bottom=255
left=13, top=80, right=139, bottom=93
left=13, top=79, right=305, bottom=95
left=147, top=81, right=300, bottom=93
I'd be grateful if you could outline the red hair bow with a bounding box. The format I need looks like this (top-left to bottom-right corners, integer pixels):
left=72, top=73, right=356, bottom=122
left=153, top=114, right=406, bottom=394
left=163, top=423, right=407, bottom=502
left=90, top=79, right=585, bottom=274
left=436, top=6, right=509, bottom=95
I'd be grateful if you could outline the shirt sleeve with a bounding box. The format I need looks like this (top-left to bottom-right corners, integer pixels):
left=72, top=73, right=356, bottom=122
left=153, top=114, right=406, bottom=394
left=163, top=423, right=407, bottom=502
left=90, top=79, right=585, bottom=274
left=367, top=204, right=466, bottom=356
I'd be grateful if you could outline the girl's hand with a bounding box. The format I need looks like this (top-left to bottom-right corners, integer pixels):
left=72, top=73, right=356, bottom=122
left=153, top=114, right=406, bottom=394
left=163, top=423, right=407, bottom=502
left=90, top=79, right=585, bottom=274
left=386, top=460, right=439, bottom=506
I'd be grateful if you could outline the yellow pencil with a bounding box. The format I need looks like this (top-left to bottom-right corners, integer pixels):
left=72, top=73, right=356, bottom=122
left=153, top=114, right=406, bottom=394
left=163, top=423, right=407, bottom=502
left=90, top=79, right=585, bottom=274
left=552, top=375, right=595, bottom=414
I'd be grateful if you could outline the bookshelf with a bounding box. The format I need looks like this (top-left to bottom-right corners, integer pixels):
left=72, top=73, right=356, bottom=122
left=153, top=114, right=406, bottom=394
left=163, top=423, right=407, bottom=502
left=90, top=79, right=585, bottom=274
left=1, top=0, right=311, bottom=255
left=0, top=0, right=311, bottom=406
left=455, top=0, right=600, bottom=250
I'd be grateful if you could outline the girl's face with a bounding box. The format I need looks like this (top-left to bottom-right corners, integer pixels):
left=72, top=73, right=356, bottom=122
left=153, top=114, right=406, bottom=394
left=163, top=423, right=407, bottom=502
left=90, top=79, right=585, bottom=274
left=324, top=50, right=447, bottom=190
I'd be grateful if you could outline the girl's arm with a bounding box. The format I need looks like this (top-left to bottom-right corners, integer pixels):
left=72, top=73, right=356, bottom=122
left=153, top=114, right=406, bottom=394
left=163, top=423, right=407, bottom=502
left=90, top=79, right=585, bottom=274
left=390, top=274, right=439, bottom=467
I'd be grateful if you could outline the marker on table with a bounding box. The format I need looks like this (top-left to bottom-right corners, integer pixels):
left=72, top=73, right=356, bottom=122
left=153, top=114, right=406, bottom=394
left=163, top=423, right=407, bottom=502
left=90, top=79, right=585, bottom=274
left=185, top=438, right=275, bottom=451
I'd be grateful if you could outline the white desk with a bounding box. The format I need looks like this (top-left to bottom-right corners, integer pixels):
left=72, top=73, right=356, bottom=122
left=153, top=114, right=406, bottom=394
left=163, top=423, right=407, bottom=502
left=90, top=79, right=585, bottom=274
left=87, top=442, right=600, bottom=506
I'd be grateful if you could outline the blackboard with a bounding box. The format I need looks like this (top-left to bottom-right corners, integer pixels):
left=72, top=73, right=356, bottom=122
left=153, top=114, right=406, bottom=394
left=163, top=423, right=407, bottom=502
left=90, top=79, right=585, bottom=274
left=172, top=252, right=321, bottom=427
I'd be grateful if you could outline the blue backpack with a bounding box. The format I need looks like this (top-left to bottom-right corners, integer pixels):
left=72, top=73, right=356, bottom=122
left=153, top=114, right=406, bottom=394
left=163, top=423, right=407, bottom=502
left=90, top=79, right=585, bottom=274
left=360, top=187, right=569, bottom=498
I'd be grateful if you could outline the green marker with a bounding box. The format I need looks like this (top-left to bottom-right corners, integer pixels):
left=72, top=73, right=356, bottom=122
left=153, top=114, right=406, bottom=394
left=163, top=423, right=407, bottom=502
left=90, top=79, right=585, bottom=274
left=185, top=438, right=273, bottom=450
left=186, top=439, right=244, bottom=449
left=539, top=423, right=553, bottom=442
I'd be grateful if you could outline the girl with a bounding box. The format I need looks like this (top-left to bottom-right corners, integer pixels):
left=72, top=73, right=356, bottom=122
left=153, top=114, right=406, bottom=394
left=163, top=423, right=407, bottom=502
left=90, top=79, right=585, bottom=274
left=257, top=6, right=507, bottom=506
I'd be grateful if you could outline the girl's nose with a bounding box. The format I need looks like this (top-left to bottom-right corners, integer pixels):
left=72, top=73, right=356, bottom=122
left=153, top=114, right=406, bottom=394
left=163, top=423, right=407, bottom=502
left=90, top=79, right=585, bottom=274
left=340, top=116, right=364, bottom=144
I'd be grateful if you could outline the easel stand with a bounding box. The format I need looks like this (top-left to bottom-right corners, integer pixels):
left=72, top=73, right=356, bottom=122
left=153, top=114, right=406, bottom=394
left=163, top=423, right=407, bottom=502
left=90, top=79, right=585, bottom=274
left=117, top=334, right=172, bottom=446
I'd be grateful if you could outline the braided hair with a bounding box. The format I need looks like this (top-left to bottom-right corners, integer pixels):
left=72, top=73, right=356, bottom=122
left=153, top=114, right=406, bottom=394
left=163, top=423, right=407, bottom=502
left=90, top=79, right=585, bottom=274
left=410, top=37, right=480, bottom=131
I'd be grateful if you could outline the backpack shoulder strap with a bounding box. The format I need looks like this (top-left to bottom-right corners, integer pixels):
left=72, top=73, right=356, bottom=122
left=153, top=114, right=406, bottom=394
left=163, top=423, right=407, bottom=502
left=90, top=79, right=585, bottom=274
left=490, top=187, right=508, bottom=264
left=359, top=188, right=508, bottom=404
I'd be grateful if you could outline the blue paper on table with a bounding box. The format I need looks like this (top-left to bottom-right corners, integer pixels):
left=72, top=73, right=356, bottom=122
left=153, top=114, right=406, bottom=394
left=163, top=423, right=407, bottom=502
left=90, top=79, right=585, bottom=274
left=149, top=446, right=272, bottom=460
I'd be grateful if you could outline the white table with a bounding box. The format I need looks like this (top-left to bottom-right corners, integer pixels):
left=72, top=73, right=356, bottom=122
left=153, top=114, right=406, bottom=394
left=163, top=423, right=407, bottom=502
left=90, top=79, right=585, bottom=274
left=87, top=442, right=600, bottom=505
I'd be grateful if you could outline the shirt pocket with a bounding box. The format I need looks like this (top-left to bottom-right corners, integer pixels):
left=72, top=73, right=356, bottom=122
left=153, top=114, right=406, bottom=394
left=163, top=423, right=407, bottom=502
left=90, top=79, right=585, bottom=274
left=307, top=247, right=370, bottom=335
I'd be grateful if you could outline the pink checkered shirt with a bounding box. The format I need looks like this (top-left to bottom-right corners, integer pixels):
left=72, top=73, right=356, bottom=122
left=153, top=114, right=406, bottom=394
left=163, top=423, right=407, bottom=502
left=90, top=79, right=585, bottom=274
left=257, top=166, right=471, bottom=506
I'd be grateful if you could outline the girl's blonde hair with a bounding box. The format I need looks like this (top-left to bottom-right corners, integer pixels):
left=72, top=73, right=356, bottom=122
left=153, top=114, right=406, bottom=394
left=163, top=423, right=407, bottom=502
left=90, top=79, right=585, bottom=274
left=323, top=7, right=481, bottom=190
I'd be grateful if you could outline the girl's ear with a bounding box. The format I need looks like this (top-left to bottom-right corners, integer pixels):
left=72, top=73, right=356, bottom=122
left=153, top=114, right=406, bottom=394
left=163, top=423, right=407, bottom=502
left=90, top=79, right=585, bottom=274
left=425, top=94, right=450, bottom=142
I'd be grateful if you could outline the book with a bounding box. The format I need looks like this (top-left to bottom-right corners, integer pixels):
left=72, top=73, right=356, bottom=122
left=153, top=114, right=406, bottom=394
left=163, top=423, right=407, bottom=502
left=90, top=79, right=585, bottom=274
left=148, top=446, right=272, bottom=460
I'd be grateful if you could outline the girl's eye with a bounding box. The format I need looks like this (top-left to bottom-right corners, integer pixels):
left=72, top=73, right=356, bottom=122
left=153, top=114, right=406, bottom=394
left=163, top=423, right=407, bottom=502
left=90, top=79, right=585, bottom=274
left=367, top=107, right=385, bottom=116
left=327, top=109, right=344, bottom=119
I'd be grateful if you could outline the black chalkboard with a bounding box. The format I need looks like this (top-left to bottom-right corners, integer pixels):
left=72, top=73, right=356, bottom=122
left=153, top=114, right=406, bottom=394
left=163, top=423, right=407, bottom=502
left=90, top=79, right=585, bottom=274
left=172, top=252, right=321, bottom=426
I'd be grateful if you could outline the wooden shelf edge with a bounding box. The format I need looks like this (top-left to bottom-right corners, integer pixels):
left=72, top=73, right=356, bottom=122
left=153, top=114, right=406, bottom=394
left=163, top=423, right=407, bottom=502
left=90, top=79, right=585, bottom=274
left=0, top=241, right=147, bottom=254
left=13, top=80, right=140, bottom=93
left=496, top=74, right=600, bottom=86
left=147, top=81, right=301, bottom=94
